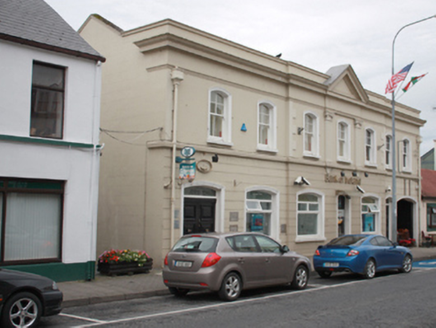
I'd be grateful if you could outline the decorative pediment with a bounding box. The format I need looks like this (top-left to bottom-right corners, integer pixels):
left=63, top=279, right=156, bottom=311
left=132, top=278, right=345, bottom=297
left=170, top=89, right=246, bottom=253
left=324, top=65, right=369, bottom=103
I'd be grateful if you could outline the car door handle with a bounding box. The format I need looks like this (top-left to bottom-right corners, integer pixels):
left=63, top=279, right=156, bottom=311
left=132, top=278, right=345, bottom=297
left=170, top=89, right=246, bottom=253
left=265, top=258, right=270, bottom=263
left=238, top=258, right=245, bottom=264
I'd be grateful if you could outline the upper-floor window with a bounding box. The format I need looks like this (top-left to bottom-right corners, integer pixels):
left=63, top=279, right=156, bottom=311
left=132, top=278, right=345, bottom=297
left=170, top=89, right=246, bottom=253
left=257, top=102, right=277, bottom=151
left=402, top=139, right=411, bottom=172
left=30, top=62, right=65, bottom=139
left=304, top=113, right=318, bottom=157
left=208, top=88, right=232, bottom=145
left=385, top=135, right=392, bottom=168
left=365, top=128, right=376, bottom=166
left=337, top=122, right=350, bottom=162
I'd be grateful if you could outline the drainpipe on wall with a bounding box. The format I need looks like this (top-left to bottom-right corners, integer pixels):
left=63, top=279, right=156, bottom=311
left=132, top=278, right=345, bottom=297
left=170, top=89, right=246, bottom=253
left=170, top=69, right=184, bottom=248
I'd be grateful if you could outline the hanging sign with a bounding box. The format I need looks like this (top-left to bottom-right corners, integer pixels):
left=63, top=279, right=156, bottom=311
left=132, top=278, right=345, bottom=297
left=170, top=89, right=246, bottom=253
left=179, top=162, right=196, bottom=180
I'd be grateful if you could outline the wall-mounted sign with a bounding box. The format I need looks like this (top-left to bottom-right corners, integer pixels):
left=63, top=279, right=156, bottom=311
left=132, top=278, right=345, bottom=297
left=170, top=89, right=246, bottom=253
left=179, top=162, right=196, bottom=180
left=325, top=174, right=361, bottom=185
left=181, top=146, right=196, bottom=158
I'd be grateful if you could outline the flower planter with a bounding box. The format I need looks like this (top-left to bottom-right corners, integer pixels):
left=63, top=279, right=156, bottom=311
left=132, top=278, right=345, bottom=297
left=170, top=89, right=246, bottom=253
left=98, top=259, right=153, bottom=276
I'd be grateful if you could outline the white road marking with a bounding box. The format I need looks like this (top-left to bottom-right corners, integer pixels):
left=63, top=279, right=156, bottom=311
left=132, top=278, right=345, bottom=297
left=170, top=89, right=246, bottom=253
left=60, top=313, right=106, bottom=323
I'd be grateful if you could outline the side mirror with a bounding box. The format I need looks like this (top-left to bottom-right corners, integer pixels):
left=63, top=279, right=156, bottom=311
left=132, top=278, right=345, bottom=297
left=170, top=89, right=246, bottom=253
left=392, top=242, right=398, bottom=247
left=281, top=245, right=290, bottom=253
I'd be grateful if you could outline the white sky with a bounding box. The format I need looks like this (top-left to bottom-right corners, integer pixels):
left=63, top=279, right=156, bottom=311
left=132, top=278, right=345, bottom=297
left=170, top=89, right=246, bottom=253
left=45, top=0, right=436, bottom=155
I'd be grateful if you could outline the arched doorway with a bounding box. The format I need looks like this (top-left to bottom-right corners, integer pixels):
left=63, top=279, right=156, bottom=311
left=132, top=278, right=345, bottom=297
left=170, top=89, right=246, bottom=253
left=397, top=199, right=414, bottom=238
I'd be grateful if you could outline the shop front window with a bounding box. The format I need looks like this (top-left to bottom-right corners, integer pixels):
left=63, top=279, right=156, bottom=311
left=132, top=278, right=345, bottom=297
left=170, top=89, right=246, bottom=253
left=361, top=197, right=379, bottom=233
left=427, top=205, right=436, bottom=231
left=246, top=191, right=272, bottom=235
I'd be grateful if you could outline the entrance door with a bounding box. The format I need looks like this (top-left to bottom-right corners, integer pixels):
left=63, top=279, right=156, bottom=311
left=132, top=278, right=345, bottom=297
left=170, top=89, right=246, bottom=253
left=183, top=198, right=216, bottom=235
left=397, top=199, right=414, bottom=238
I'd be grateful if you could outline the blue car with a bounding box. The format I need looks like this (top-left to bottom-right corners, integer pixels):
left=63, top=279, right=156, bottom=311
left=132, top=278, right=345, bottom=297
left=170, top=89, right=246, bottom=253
left=313, top=234, right=413, bottom=279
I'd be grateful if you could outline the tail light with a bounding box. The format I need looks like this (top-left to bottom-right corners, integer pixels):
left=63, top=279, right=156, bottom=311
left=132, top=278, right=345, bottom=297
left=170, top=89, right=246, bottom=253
left=201, top=253, right=221, bottom=267
left=164, top=254, right=169, bottom=266
left=315, top=249, right=320, bottom=256
left=347, top=249, right=359, bottom=256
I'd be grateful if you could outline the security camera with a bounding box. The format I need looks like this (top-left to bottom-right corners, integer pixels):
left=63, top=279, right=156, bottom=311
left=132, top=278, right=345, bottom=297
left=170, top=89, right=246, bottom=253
left=301, top=177, right=311, bottom=185
left=294, top=176, right=311, bottom=186
left=386, top=186, right=392, bottom=192
left=356, top=185, right=365, bottom=194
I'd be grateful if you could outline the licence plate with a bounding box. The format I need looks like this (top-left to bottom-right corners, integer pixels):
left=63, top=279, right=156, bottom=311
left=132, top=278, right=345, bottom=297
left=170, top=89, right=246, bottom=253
left=324, top=262, right=339, bottom=268
left=175, top=260, right=193, bottom=268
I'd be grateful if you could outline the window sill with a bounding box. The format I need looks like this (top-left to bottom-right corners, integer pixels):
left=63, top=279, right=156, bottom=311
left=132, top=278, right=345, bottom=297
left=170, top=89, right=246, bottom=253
left=257, top=146, right=278, bottom=154
left=295, top=236, right=326, bottom=243
left=303, top=153, right=320, bottom=160
left=364, top=162, right=377, bottom=168
left=337, top=159, right=352, bottom=164
left=207, top=138, right=233, bottom=147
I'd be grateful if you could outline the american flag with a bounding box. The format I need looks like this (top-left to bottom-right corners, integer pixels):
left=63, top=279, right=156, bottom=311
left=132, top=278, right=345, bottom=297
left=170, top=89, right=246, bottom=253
left=385, top=62, right=414, bottom=94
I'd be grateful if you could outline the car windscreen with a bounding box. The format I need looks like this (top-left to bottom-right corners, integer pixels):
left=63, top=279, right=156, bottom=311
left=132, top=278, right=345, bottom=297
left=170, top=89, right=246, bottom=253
left=172, top=236, right=218, bottom=253
left=327, top=235, right=367, bottom=246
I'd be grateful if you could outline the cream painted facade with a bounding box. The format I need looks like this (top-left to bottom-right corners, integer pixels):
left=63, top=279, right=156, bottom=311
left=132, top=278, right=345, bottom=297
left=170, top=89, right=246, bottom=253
left=80, top=17, right=425, bottom=265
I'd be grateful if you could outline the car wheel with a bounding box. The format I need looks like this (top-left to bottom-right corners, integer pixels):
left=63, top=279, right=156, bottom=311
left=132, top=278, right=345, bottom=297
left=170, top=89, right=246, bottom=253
left=218, top=272, right=241, bottom=301
left=399, top=254, right=412, bottom=273
left=316, top=270, right=332, bottom=278
left=291, top=265, right=309, bottom=290
left=168, top=287, right=189, bottom=297
left=1, top=292, right=42, bottom=328
left=362, top=259, right=376, bottom=279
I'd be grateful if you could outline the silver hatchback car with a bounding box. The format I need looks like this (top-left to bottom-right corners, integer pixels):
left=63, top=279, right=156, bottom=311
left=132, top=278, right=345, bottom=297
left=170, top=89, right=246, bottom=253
left=163, top=232, right=311, bottom=301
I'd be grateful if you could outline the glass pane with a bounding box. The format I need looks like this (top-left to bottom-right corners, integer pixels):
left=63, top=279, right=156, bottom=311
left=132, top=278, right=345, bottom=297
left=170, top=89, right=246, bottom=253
left=298, top=194, right=317, bottom=202
left=247, top=191, right=271, bottom=200
left=259, top=125, right=268, bottom=145
left=211, top=92, right=224, bottom=115
left=259, top=105, right=270, bottom=124
left=298, top=213, right=317, bottom=235
left=298, top=203, right=307, bottom=211
left=210, top=115, right=223, bottom=137
left=255, top=235, right=280, bottom=252
left=5, top=193, right=61, bottom=261
left=362, top=213, right=375, bottom=232
left=362, top=197, right=375, bottom=204
left=246, top=200, right=260, bottom=210
left=246, top=213, right=271, bottom=235
left=32, top=64, right=64, bottom=89
left=30, top=89, right=63, bottom=138
left=260, top=201, right=272, bottom=210
left=185, top=187, right=216, bottom=197
left=309, top=203, right=319, bottom=211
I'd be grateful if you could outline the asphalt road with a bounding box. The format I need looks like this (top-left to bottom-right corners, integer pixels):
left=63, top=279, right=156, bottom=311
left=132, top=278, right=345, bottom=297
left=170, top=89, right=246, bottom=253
left=40, top=267, right=436, bottom=328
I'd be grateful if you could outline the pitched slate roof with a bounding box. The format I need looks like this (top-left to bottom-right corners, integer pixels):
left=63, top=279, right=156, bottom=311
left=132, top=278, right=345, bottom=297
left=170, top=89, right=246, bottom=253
left=422, top=169, right=436, bottom=198
left=0, top=0, right=105, bottom=62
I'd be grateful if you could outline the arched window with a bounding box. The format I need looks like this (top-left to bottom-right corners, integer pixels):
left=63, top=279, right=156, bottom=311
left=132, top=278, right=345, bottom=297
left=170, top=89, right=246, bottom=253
left=297, top=191, right=324, bottom=241
left=365, top=128, right=376, bottom=166
left=402, top=139, right=411, bottom=172
left=304, top=113, right=318, bottom=157
left=337, top=121, right=350, bottom=162
left=385, top=135, right=392, bottom=168
left=245, top=187, right=279, bottom=239
left=208, top=88, right=232, bottom=145
left=361, top=196, right=380, bottom=233
left=257, top=102, right=277, bottom=151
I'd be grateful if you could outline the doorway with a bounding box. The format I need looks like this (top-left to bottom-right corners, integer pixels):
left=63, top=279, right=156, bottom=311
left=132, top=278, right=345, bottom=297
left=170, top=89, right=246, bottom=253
left=337, top=195, right=349, bottom=236
left=183, top=198, right=216, bottom=234
left=397, top=199, right=414, bottom=238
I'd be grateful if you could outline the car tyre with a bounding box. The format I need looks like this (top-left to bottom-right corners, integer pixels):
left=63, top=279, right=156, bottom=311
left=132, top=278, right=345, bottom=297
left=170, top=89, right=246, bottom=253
left=291, top=265, right=309, bottom=290
left=399, top=254, right=412, bottom=273
left=316, top=270, right=332, bottom=278
left=168, top=287, right=189, bottom=297
left=362, top=259, right=376, bottom=279
left=218, top=272, right=241, bottom=301
left=1, top=292, right=42, bottom=328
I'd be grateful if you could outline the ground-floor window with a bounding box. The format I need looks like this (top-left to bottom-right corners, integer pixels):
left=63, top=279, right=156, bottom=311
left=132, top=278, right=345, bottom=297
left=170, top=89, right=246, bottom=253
left=0, top=178, right=63, bottom=264
left=297, top=191, right=324, bottom=240
left=361, top=197, right=379, bottom=233
left=427, top=204, right=436, bottom=231
left=246, top=191, right=272, bottom=235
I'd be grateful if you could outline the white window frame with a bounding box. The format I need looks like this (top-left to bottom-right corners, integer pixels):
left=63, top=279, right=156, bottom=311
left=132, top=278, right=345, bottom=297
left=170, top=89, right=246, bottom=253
left=245, top=186, right=279, bottom=241
left=303, top=112, right=319, bottom=158
left=361, top=195, right=381, bottom=234
left=208, top=88, right=232, bottom=146
left=257, top=101, right=277, bottom=152
left=401, top=138, right=411, bottom=172
left=296, top=190, right=325, bottom=242
left=337, top=121, right=350, bottom=162
left=385, top=134, right=392, bottom=169
left=365, top=128, right=377, bottom=167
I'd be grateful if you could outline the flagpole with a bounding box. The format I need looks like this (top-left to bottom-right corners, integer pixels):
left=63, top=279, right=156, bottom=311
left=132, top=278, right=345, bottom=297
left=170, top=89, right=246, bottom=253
left=390, top=15, right=436, bottom=243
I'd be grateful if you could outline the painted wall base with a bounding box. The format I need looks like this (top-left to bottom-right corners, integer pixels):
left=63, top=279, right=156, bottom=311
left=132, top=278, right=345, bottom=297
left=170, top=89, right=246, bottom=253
left=0, top=261, right=96, bottom=282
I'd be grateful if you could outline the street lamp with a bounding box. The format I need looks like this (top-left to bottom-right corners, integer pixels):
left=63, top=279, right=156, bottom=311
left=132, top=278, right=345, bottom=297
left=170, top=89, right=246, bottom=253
left=390, top=15, right=436, bottom=243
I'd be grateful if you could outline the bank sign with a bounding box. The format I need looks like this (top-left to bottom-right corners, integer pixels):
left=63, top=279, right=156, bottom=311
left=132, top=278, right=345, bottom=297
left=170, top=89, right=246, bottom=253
left=179, top=162, right=196, bottom=180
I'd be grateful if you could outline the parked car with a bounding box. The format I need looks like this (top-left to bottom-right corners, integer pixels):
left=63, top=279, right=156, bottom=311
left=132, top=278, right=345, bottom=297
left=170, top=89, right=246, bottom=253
left=163, top=232, right=311, bottom=301
left=0, top=269, right=63, bottom=328
left=313, top=234, right=413, bottom=279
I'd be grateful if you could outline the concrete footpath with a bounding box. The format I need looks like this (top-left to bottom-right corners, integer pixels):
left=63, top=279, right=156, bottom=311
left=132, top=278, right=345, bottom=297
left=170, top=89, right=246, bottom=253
left=58, top=247, right=436, bottom=308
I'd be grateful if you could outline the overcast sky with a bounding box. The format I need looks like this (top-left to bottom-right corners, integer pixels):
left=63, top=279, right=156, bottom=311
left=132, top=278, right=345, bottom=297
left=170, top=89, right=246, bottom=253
left=45, top=0, right=436, bottom=154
